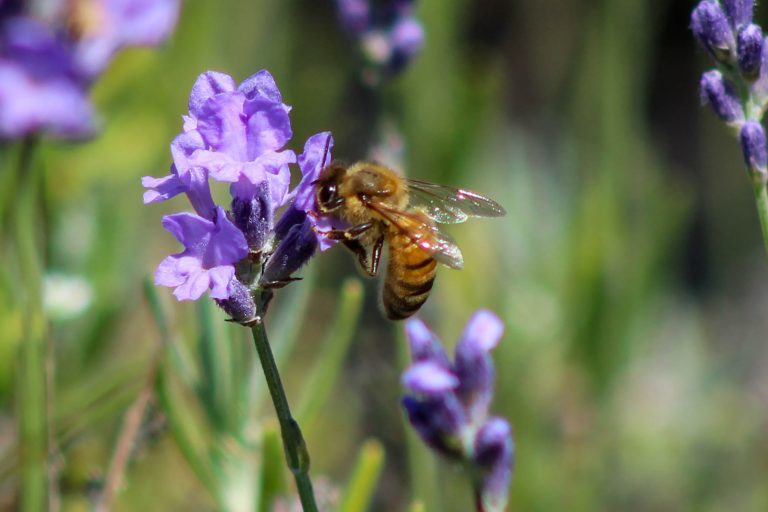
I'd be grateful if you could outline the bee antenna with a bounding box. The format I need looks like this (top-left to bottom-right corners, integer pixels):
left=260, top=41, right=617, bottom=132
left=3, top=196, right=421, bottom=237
left=319, top=132, right=332, bottom=171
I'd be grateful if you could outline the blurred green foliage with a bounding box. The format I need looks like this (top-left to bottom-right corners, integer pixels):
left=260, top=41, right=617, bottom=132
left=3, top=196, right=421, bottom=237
left=1, top=0, right=768, bottom=511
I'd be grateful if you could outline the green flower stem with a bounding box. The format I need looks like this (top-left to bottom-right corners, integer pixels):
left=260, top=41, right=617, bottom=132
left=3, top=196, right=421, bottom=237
left=250, top=320, right=318, bottom=512
left=753, top=177, right=768, bottom=257
left=14, top=137, right=49, bottom=512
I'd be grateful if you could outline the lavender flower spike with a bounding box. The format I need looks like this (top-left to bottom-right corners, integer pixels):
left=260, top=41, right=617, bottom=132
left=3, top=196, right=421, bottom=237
left=0, top=18, right=95, bottom=139
left=72, top=0, right=181, bottom=79
left=401, top=311, right=514, bottom=512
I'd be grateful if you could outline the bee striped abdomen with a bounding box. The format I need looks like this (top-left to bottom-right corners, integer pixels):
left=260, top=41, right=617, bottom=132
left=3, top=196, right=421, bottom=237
left=382, top=233, right=437, bottom=320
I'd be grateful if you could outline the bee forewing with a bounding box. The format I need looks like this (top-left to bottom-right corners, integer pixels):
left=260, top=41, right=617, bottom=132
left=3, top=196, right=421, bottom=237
left=406, top=179, right=506, bottom=224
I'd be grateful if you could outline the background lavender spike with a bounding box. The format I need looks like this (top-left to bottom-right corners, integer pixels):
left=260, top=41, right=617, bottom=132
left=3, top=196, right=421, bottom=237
left=692, top=0, right=768, bottom=254
left=401, top=311, right=514, bottom=512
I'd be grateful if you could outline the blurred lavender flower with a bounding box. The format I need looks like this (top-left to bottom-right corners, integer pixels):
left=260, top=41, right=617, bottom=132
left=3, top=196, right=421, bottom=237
left=145, top=70, right=336, bottom=322
left=0, top=17, right=95, bottom=138
left=335, top=0, right=424, bottom=83
left=69, top=0, right=180, bottom=78
left=0, top=0, right=180, bottom=139
left=402, top=310, right=514, bottom=512
left=692, top=0, right=768, bottom=225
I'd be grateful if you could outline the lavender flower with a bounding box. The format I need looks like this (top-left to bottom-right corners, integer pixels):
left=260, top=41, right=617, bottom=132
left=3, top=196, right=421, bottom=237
left=145, top=70, right=337, bottom=320
left=69, top=0, right=180, bottom=79
left=692, top=0, right=768, bottom=187
left=0, top=17, right=94, bottom=139
left=155, top=207, right=248, bottom=302
left=335, top=0, right=424, bottom=82
left=401, top=311, right=514, bottom=512
left=0, top=0, right=180, bottom=140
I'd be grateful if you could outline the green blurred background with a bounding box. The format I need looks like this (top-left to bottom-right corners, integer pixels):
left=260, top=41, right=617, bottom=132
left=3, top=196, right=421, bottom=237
left=2, top=0, right=768, bottom=510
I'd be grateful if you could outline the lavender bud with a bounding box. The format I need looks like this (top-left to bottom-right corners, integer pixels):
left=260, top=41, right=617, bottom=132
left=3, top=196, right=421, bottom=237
left=722, top=0, right=754, bottom=30
left=473, top=418, right=514, bottom=512
left=740, top=121, right=768, bottom=172
left=691, top=0, right=736, bottom=62
left=700, top=70, right=744, bottom=123
left=738, top=24, right=763, bottom=79
left=215, top=278, right=256, bottom=323
left=260, top=208, right=317, bottom=286
left=231, top=181, right=274, bottom=253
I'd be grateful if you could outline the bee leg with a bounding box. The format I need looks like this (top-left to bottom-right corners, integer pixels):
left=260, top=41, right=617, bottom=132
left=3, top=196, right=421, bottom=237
left=315, top=222, right=374, bottom=240
left=343, top=235, right=383, bottom=277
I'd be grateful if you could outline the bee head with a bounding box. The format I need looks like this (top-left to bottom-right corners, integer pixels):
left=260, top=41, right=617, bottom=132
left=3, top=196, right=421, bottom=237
left=314, top=163, right=347, bottom=212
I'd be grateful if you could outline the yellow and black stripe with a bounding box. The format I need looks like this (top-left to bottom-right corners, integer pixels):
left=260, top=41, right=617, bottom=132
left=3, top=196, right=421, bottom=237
left=382, top=239, right=438, bottom=320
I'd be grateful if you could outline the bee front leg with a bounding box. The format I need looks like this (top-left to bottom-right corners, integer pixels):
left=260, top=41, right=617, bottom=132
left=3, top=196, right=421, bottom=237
left=313, top=222, right=375, bottom=241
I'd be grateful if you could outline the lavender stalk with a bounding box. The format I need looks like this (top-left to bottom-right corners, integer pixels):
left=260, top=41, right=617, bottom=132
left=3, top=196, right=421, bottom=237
left=691, top=0, right=768, bottom=256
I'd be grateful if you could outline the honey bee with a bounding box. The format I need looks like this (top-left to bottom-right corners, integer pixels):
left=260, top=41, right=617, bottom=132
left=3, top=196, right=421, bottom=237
left=313, top=160, right=506, bottom=320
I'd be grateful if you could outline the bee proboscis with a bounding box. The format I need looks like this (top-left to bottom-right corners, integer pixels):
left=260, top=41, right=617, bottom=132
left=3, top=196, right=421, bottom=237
left=313, top=160, right=506, bottom=320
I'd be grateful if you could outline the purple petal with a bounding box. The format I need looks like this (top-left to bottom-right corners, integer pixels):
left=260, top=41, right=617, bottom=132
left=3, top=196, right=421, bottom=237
left=391, top=16, right=424, bottom=57
left=401, top=395, right=467, bottom=459
left=74, top=0, right=181, bottom=77
left=173, top=269, right=211, bottom=301
left=402, top=362, right=459, bottom=394
left=161, top=212, right=214, bottom=253
left=179, top=166, right=216, bottom=220
left=142, top=174, right=185, bottom=203
left=243, top=96, right=292, bottom=157
left=238, top=69, right=283, bottom=103
left=207, top=266, right=236, bottom=299
left=404, top=317, right=451, bottom=366
left=293, top=132, right=334, bottom=211
left=189, top=70, right=236, bottom=117
left=170, top=130, right=206, bottom=174
left=460, top=309, right=504, bottom=352
left=196, top=93, right=248, bottom=160
left=201, top=206, right=249, bottom=268
left=154, top=254, right=192, bottom=287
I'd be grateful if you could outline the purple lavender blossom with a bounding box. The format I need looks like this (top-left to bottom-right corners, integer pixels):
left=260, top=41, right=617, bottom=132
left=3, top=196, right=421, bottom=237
left=70, top=0, right=181, bottom=78
left=144, top=70, right=297, bottom=246
left=335, top=0, right=424, bottom=80
left=146, top=70, right=338, bottom=320
left=154, top=207, right=248, bottom=301
left=0, top=0, right=180, bottom=140
left=401, top=311, right=514, bottom=512
left=0, top=17, right=95, bottom=139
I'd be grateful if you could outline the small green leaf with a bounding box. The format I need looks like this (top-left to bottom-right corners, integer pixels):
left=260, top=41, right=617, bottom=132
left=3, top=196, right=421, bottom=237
left=339, top=439, right=386, bottom=512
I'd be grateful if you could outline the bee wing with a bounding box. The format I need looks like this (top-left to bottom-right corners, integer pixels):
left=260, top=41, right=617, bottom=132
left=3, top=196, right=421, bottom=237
left=405, top=178, right=507, bottom=224
left=367, top=201, right=465, bottom=270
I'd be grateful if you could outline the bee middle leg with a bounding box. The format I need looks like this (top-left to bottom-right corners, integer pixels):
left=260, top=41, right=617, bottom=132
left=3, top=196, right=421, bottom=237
left=343, top=235, right=384, bottom=277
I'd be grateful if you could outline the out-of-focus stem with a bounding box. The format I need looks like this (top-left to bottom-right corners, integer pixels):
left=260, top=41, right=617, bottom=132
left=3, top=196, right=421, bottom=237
left=753, top=178, right=768, bottom=257
left=92, top=352, right=160, bottom=512
left=15, top=137, right=49, bottom=512
left=250, top=320, right=318, bottom=512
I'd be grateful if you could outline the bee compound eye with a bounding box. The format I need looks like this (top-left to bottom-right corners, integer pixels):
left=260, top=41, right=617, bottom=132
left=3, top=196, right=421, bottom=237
left=318, top=182, right=338, bottom=208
